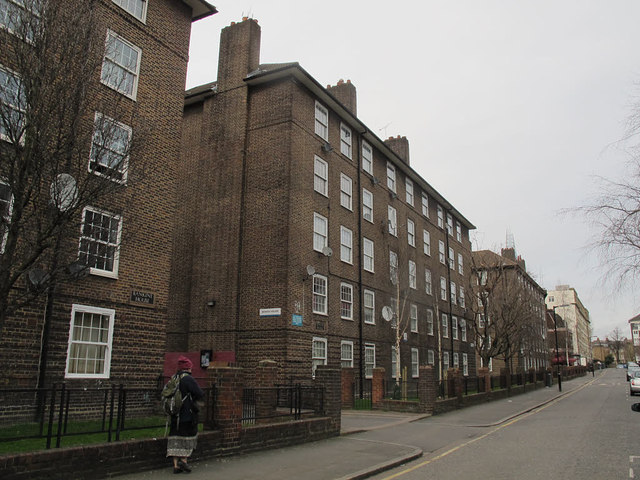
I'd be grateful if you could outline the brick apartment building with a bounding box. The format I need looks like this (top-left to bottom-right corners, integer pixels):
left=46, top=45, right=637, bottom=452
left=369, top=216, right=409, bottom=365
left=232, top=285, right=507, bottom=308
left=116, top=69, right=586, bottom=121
left=471, top=248, right=548, bottom=373
left=0, top=0, right=217, bottom=388
left=546, top=285, right=592, bottom=366
left=169, top=18, right=477, bottom=384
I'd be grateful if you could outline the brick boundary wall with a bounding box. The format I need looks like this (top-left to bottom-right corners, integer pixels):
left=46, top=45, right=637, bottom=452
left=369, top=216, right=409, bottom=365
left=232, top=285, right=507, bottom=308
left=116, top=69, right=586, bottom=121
left=0, top=365, right=342, bottom=480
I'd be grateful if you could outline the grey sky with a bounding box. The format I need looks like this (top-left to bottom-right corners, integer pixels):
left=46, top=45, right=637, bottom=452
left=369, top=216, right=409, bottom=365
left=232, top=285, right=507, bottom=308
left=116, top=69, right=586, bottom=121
left=186, top=0, right=640, bottom=339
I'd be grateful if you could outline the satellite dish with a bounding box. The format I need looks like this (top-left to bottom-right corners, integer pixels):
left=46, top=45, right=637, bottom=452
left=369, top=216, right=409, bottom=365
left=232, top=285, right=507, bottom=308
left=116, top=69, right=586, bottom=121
left=306, top=265, right=316, bottom=276
left=50, top=173, right=78, bottom=211
left=322, top=246, right=333, bottom=257
left=27, top=268, right=49, bottom=289
left=382, top=306, right=393, bottom=322
left=67, top=260, right=89, bottom=279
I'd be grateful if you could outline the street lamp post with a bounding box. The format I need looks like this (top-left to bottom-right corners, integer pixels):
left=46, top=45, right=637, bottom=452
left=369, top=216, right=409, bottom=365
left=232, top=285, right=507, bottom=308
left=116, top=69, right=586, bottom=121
left=552, top=304, right=571, bottom=392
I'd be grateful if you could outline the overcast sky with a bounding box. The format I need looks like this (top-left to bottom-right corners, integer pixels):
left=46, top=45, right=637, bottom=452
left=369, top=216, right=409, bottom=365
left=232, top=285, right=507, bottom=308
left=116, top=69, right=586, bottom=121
left=186, top=0, right=640, bottom=340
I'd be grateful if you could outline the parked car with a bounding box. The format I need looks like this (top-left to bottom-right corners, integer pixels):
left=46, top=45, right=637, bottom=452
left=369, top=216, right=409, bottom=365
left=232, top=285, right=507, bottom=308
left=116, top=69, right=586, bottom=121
left=628, top=365, right=640, bottom=381
left=630, top=371, right=640, bottom=395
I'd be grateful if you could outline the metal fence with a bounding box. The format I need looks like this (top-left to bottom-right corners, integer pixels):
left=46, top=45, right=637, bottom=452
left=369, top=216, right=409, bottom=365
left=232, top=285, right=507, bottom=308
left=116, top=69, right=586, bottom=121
left=0, top=383, right=216, bottom=449
left=383, top=379, right=419, bottom=401
left=241, top=384, right=324, bottom=425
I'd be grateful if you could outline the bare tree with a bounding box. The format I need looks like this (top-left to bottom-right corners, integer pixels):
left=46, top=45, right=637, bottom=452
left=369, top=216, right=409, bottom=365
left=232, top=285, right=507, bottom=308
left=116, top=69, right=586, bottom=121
left=0, top=0, right=145, bottom=332
left=609, top=327, right=626, bottom=364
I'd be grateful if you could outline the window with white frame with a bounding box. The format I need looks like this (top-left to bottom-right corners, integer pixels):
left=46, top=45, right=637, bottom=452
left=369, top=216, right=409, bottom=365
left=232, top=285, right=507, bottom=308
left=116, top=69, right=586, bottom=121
left=340, top=123, right=352, bottom=159
left=312, top=337, right=327, bottom=377
left=477, top=313, right=485, bottom=329
left=314, top=101, right=328, bottom=140
left=364, top=289, right=375, bottom=324
left=363, top=237, right=374, bottom=272
left=341, top=341, right=354, bottom=368
left=101, top=30, right=141, bottom=100
left=112, top=0, right=147, bottom=21
left=461, top=318, right=467, bottom=341
left=362, top=141, right=373, bottom=174
left=340, top=282, right=353, bottom=320
left=423, top=230, right=431, bottom=256
left=312, top=274, right=327, bottom=315
left=364, top=343, right=376, bottom=378
left=405, top=178, right=414, bottom=206
left=443, top=351, right=449, bottom=369
left=386, top=162, right=396, bottom=192
left=314, top=156, right=328, bottom=196
left=340, top=173, right=352, bottom=210
left=450, top=281, right=457, bottom=305
left=0, top=64, right=25, bottom=142
left=426, top=309, right=434, bottom=335
left=313, top=213, right=327, bottom=252
left=428, top=349, right=435, bottom=365
left=442, top=313, right=448, bottom=338
left=440, top=276, right=447, bottom=300
left=453, top=352, right=459, bottom=369
left=421, top=194, right=429, bottom=217
left=65, top=304, right=115, bottom=378
left=446, top=213, right=453, bottom=236
left=411, top=348, right=419, bottom=377
left=462, top=353, right=468, bottom=376
left=389, top=250, right=398, bottom=282
left=438, top=240, right=445, bottom=264
left=408, top=260, right=416, bottom=289
left=448, top=247, right=455, bottom=269
left=391, top=346, right=398, bottom=379
left=425, top=269, right=432, bottom=295
left=456, top=222, right=462, bottom=242
left=90, top=113, right=131, bottom=183
left=340, top=226, right=353, bottom=264
left=0, top=0, right=39, bottom=40
left=459, top=286, right=465, bottom=308
left=452, top=316, right=458, bottom=340
left=0, top=181, right=13, bottom=253
left=458, top=253, right=464, bottom=275
left=410, top=304, right=418, bottom=332
left=437, top=205, right=444, bottom=228
left=387, top=205, right=397, bottom=236
left=407, top=218, right=415, bottom=247
left=362, top=188, right=373, bottom=222
left=79, top=207, right=122, bottom=278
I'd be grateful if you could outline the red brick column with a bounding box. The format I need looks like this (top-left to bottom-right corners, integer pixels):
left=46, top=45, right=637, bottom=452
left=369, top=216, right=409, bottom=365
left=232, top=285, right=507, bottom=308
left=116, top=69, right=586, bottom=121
left=418, top=366, right=436, bottom=414
left=446, top=368, right=456, bottom=398
left=501, top=367, right=511, bottom=391
left=314, top=365, right=341, bottom=433
left=255, top=360, right=278, bottom=423
left=208, top=367, right=243, bottom=451
left=478, top=367, right=491, bottom=393
left=372, top=367, right=385, bottom=408
left=341, top=368, right=355, bottom=408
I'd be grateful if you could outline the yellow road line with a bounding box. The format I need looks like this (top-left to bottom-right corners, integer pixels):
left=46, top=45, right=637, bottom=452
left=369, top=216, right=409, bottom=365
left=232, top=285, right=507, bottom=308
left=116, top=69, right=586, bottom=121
left=381, top=378, right=596, bottom=479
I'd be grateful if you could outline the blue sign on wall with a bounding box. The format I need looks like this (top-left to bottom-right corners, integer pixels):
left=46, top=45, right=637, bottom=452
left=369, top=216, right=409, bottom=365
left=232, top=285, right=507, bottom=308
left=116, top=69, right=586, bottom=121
left=292, top=314, right=303, bottom=326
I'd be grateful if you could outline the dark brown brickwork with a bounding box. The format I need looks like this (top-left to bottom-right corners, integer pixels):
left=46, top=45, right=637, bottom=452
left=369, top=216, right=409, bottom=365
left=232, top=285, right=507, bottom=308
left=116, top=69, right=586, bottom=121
left=172, top=18, right=477, bottom=386
left=0, top=1, right=211, bottom=389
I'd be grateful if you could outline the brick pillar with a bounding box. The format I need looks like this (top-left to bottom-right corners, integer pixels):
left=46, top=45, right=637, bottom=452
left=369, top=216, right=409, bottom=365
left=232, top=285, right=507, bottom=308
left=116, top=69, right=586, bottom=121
left=314, top=365, right=341, bottom=434
left=452, top=369, right=463, bottom=401
left=372, top=367, right=385, bottom=408
left=208, top=367, right=243, bottom=451
left=418, top=366, right=436, bottom=414
left=478, top=367, right=491, bottom=393
left=254, top=360, right=277, bottom=423
left=501, top=367, right=511, bottom=391
left=446, top=368, right=456, bottom=398
left=341, top=368, right=355, bottom=408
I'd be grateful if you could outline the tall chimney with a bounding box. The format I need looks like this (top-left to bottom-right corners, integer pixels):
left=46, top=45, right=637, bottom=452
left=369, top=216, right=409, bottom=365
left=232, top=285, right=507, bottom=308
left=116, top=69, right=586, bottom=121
left=327, top=79, right=357, bottom=115
left=384, top=135, right=410, bottom=165
left=217, top=18, right=261, bottom=92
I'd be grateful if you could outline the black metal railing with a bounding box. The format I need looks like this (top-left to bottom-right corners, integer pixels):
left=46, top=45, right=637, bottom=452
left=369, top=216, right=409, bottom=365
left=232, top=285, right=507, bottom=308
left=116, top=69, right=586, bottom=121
left=241, top=384, right=324, bottom=425
left=383, top=379, right=419, bottom=401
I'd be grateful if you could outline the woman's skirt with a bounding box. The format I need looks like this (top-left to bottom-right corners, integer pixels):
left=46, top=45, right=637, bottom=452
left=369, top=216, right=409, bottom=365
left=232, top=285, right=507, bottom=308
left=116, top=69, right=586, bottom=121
left=166, top=418, right=198, bottom=458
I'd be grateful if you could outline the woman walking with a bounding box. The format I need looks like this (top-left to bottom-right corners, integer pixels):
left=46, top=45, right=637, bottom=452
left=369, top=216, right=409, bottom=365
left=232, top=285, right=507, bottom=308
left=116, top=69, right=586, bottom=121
left=166, top=356, right=204, bottom=474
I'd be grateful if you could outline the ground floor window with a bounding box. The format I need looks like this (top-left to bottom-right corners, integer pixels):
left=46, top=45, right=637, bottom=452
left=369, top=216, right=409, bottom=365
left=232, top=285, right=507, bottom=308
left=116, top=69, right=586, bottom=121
left=341, top=340, right=353, bottom=368
left=65, top=304, right=115, bottom=378
left=411, top=348, right=419, bottom=378
left=364, top=343, right=376, bottom=378
left=312, top=337, right=327, bottom=377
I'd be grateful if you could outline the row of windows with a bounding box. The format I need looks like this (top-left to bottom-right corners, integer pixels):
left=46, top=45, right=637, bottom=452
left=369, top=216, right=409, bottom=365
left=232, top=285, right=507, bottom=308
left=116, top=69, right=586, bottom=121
left=315, top=337, right=470, bottom=378
left=314, top=102, right=467, bottom=245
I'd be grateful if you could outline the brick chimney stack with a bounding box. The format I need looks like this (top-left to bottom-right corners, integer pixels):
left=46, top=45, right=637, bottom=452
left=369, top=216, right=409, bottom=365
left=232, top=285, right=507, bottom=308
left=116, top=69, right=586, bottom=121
left=217, top=17, right=261, bottom=92
left=327, top=79, right=357, bottom=115
left=384, top=135, right=410, bottom=166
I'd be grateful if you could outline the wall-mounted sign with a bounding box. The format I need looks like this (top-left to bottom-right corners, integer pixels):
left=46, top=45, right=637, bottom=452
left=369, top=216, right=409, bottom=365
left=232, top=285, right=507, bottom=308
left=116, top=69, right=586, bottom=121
left=130, top=290, right=155, bottom=305
left=292, top=314, right=303, bottom=326
left=259, top=308, right=282, bottom=317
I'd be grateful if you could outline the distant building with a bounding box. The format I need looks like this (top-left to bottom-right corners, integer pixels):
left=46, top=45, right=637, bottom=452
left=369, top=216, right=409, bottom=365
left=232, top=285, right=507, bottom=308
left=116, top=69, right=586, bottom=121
left=627, top=314, right=640, bottom=363
left=546, top=286, right=592, bottom=366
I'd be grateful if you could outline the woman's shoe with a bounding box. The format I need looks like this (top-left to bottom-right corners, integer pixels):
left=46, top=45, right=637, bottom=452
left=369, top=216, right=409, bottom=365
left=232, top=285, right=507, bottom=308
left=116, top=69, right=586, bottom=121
left=173, top=467, right=182, bottom=474
left=178, top=460, right=192, bottom=473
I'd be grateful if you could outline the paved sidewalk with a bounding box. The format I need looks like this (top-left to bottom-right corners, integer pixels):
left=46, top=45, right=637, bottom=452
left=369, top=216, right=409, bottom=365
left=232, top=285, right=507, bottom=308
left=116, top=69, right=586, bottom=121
left=115, top=373, right=598, bottom=480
